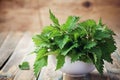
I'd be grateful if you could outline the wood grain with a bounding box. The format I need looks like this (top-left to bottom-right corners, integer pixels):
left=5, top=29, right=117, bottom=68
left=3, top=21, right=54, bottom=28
left=0, top=32, right=8, bottom=47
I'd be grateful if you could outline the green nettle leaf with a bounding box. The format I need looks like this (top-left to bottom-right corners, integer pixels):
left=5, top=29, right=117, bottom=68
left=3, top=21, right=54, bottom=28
left=61, top=43, right=78, bottom=56
left=55, top=35, right=70, bottom=49
left=69, top=51, right=80, bottom=62
left=42, top=26, right=61, bottom=38
left=79, top=20, right=97, bottom=38
left=32, top=35, right=50, bottom=48
left=73, top=32, right=80, bottom=41
left=98, top=18, right=102, bottom=26
left=32, top=35, right=43, bottom=46
left=80, top=19, right=96, bottom=27
left=103, top=54, right=113, bottom=63
left=35, top=48, right=47, bottom=59
left=100, top=39, right=116, bottom=63
left=49, top=10, right=60, bottom=26
left=90, top=47, right=103, bottom=74
left=94, top=30, right=111, bottom=40
left=34, top=56, right=47, bottom=76
left=61, top=16, right=79, bottom=31
left=84, top=41, right=97, bottom=49
left=45, top=49, right=60, bottom=56
left=72, top=28, right=83, bottom=41
left=95, top=58, right=104, bottom=74
left=33, top=48, right=48, bottom=76
left=56, top=55, right=65, bottom=70
left=79, top=54, right=92, bottom=63
left=19, top=62, right=30, bottom=70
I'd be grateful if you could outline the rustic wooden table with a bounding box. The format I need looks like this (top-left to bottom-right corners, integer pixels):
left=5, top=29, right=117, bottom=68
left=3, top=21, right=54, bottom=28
left=0, top=0, right=120, bottom=80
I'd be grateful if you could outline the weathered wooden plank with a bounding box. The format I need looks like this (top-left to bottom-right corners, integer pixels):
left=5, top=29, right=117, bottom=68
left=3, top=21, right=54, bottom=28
left=0, top=32, right=8, bottom=47
left=0, top=32, right=34, bottom=79
left=0, top=32, right=23, bottom=68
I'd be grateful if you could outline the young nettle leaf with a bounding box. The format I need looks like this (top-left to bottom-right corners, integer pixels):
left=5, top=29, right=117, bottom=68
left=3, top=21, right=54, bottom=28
left=32, top=35, right=43, bottom=46
left=61, top=43, right=78, bottom=56
left=34, top=56, right=48, bottom=76
left=90, top=47, right=104, bottom=74
left=19, top=61, right=30, bottom=70
left=94, top=30, right=111, bottom=40
left=79, top=54, right=92, bottom=63
left=98, top=18, right=102, bottom=26
left=56, top=54, right=65, bottom=70
left=69, top=51, right=80, bottom=62
left=80, top=19, right=96, bottom=27
left=49, top=10, right=60, bottom=26
left=79, top=20, right=97, bottom=38
left=73, top=32, right=80, bottom=41
left=55, top=35, right=70, bottom=49
left=84, top=41, right=97, bottom=49
left=33, top=48, right=48, bottom=76
left=45, top=49, right=60, bottom=56
left=72, top=28, right=83, bottom=41
left=35, top=48, right=47, bottom=59
left=61, top=16, right=79, bottom=31
left=42, top=26, right=61, bottom=38
left=32, top=35, right=50, bottom=48
left=100, top=38, right=116, bottom=63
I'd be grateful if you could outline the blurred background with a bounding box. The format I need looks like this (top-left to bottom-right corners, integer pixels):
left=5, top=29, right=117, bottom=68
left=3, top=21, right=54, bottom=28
left=0, top=0, right=120, bottom=34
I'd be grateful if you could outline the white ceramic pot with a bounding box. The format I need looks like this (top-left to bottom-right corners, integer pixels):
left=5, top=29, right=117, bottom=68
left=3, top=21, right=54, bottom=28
left=49, top=55, right=95, bottom=75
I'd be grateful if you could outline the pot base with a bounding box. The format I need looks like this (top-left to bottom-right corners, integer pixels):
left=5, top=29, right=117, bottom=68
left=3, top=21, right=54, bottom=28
left=64, top=73, right=88, bottom=77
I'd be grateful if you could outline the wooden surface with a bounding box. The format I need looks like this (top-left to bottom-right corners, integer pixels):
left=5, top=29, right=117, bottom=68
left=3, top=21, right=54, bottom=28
left=0, top=32, right=36, bottom=80
left=0, top=0, right=120, bottom=80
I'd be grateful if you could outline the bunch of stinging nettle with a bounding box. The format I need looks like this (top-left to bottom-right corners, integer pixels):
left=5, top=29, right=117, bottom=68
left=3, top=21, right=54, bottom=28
left=32, top=10, right=116, bottom=76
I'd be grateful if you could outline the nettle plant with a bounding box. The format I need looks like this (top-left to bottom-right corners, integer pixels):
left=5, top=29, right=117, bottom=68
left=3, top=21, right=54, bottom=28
left=32, top=10, right=116, bottom=76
